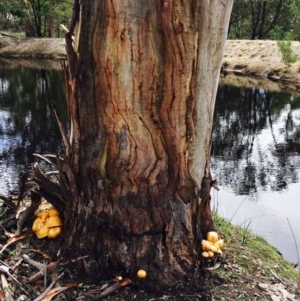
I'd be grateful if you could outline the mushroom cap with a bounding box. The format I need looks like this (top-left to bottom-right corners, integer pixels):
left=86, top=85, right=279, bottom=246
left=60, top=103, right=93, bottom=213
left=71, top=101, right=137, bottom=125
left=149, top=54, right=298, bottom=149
left=32, top=217, right=41, bottom=232
left=137, top=269, right=147, bottom=279
left=32, top=217, right=46, bottom=233
left=207, top=231, right=219, bottom=243
left=209, top=245, right=219, bottom=253
left=48, top=226, right=62, bottom=239
left=46, top=215, right=63, bottom=227
left=215, top=239, right=224, bottom=249
left=201, top=240, right=213, bottom=251
left=36, top=225, right=49, bottom=238
left=38, top=211, right=49, bottom=220
left=202, top=251, right=209, bottom=258
left=208, top=251, right=214, bottom=258
left=48, top=207, right=59, bottom=216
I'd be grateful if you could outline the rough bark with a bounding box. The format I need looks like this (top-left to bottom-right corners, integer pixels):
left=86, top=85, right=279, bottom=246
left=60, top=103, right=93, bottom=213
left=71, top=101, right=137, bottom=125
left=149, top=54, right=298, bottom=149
left=58, top=0, right=232, bottom=286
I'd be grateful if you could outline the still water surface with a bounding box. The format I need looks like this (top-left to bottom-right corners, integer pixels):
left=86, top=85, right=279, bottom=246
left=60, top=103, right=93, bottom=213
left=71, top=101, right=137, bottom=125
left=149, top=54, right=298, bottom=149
left=0, top=60, right=299, bottom=267
left=0, top=59, right=67, bottom=192
left=212, top=81, right=300, bottom=267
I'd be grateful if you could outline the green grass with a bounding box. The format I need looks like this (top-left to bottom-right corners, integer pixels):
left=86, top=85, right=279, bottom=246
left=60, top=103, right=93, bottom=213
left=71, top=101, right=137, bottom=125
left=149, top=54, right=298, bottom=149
left=214, top=214, right=300, bottom=283
left=277, top=40, right=297, bottom=64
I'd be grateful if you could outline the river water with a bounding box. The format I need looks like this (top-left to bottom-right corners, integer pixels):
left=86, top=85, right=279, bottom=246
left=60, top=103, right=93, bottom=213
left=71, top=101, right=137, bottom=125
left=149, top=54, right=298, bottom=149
left=212, top=77, right=300, bottom=267
left=0, top=59, right=299, bottom=267
left=0, top=59, right=67, bottom=192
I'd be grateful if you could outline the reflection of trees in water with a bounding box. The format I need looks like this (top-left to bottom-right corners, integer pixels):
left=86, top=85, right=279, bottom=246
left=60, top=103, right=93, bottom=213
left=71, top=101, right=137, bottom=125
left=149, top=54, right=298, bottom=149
left=0, top=62, right=67, bottom=192
left=212, top=84, right=300, bottom=196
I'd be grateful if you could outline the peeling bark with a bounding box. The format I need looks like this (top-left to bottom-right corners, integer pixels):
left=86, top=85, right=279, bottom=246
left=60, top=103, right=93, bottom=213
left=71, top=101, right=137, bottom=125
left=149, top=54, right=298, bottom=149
left=59, top=0, right=233, bottom=286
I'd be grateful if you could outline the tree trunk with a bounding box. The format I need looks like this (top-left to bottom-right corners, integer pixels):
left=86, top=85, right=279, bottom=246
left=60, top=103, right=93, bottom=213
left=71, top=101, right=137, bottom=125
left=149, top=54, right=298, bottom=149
left=59, top=0, right=233, bottom=286
left=47, top=16, right=55, bottom=38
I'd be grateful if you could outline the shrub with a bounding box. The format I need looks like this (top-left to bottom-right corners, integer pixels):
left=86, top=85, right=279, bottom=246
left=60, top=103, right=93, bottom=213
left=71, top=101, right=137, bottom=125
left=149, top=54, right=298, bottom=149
left=277, top=40, right=297, bottom=64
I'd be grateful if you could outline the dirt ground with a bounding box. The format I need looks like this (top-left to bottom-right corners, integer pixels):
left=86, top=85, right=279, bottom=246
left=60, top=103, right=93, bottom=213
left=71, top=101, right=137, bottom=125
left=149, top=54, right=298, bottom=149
left=0, top=201, right=298, bottom=301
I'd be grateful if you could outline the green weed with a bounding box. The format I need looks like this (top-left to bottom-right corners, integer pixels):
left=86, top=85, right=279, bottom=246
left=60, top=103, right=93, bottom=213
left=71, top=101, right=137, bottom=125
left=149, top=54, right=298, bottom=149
left=277, top=40, right=297, bottom=64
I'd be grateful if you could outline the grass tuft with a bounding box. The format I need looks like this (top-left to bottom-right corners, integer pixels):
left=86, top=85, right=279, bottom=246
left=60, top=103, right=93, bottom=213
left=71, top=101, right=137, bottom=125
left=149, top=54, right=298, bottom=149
left=277, top=40, right=297, bottom=64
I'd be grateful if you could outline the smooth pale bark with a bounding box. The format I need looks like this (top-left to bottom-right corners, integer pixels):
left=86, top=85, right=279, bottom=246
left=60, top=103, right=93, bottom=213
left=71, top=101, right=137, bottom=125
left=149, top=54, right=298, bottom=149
left=60, top=0, right=233, bottom=286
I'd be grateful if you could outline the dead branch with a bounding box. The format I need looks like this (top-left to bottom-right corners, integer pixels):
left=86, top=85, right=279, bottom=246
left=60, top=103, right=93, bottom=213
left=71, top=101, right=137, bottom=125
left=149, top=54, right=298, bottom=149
left=65, top=31, right=77, bottom=79
left=23, top=254, right=45, bottom=271
left=52, top=101, right=71, bottom=161
left=196, top=167, right=219, bottom=245
left=40, top=154, right=64, bottom=161
left=16, top=192, right=41, bottom=235
left=60, top=24, right=69, bottom=33
left=23, top=255, right=59, bottom=284
left=69, top=0, right=80, bottom=34
left=21, top=163, right=65, bottom=210
left=0, top=194, right=17, bottom=210
left=33, top=153, right=58, bottom=167
left=58, top=161, right=80, bottom=208
left=32, top=273, right=64, bottom=301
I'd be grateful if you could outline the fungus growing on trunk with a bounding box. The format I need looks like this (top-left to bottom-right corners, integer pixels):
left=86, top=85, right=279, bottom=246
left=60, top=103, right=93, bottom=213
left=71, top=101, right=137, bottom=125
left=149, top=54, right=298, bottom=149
left=32, top=207, right=63, bottom=239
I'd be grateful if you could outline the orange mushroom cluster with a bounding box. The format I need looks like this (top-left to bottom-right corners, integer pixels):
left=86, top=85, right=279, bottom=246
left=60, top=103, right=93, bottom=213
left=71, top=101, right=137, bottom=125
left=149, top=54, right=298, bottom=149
left=201, top=231, right=224, bottom=258
left=32, top=207, right=63, bottom=239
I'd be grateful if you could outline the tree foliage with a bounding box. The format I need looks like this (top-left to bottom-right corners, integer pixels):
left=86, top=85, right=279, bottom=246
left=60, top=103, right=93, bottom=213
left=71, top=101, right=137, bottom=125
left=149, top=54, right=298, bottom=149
left=0, top=0, right=72, bottom=37
left=2, top=0, right=300, bottom=40
left=229, top=0, right=300, bottom=40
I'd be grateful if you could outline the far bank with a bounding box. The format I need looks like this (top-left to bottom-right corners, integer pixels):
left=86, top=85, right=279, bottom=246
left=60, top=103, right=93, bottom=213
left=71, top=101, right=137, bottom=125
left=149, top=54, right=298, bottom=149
left=223, top=40, right=300, bottom=85
left=1, top=36, right=300, bottom=85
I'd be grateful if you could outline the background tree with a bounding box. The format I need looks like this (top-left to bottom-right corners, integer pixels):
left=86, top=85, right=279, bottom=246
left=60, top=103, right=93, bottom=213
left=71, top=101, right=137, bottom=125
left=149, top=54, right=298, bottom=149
left=3, top=0, right=300, bottom=40
left=228, top=0, right=300, bottom=40
left=0, top=0, right=25, bottom=31
left=228, top=0, right=251, bottom=39
left=24, top=0, right=72, bottom=37
left=27, top=0, right=233, bottom=287
left=0, top=0, right=72, bottom=37
left=250, top=0, right=283, bottom=40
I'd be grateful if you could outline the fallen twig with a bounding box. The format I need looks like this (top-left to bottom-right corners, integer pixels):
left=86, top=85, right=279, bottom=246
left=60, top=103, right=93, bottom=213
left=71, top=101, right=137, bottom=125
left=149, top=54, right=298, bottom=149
left=76, top=278, right=132, bottom=301
left=23, top=254, right=45, bottom=271
left=32, top=272, right=64, bottom=301
left=16, top=192, right=41, bottom=235
left=0, top=273, right=14, bottom=301
left=36, top=282, right=78, bottom=301
left=28, top=249, right=51, bottom=259
left=0, top=262, right=32, bottom=296
left=0, top=233, right=31, bottom=254
left=23, top=255, right=59, bottom=283
left=268, top=267, right=284, bottom=284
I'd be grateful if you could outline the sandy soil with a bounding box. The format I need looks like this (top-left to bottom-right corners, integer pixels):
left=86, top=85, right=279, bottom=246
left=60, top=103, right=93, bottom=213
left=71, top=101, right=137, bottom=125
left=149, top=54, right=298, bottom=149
left=0, top=35, right=66, bottom=59
left=223, top=40, right=300, bottom=84
left=0, top=56, right=63, bottom=70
